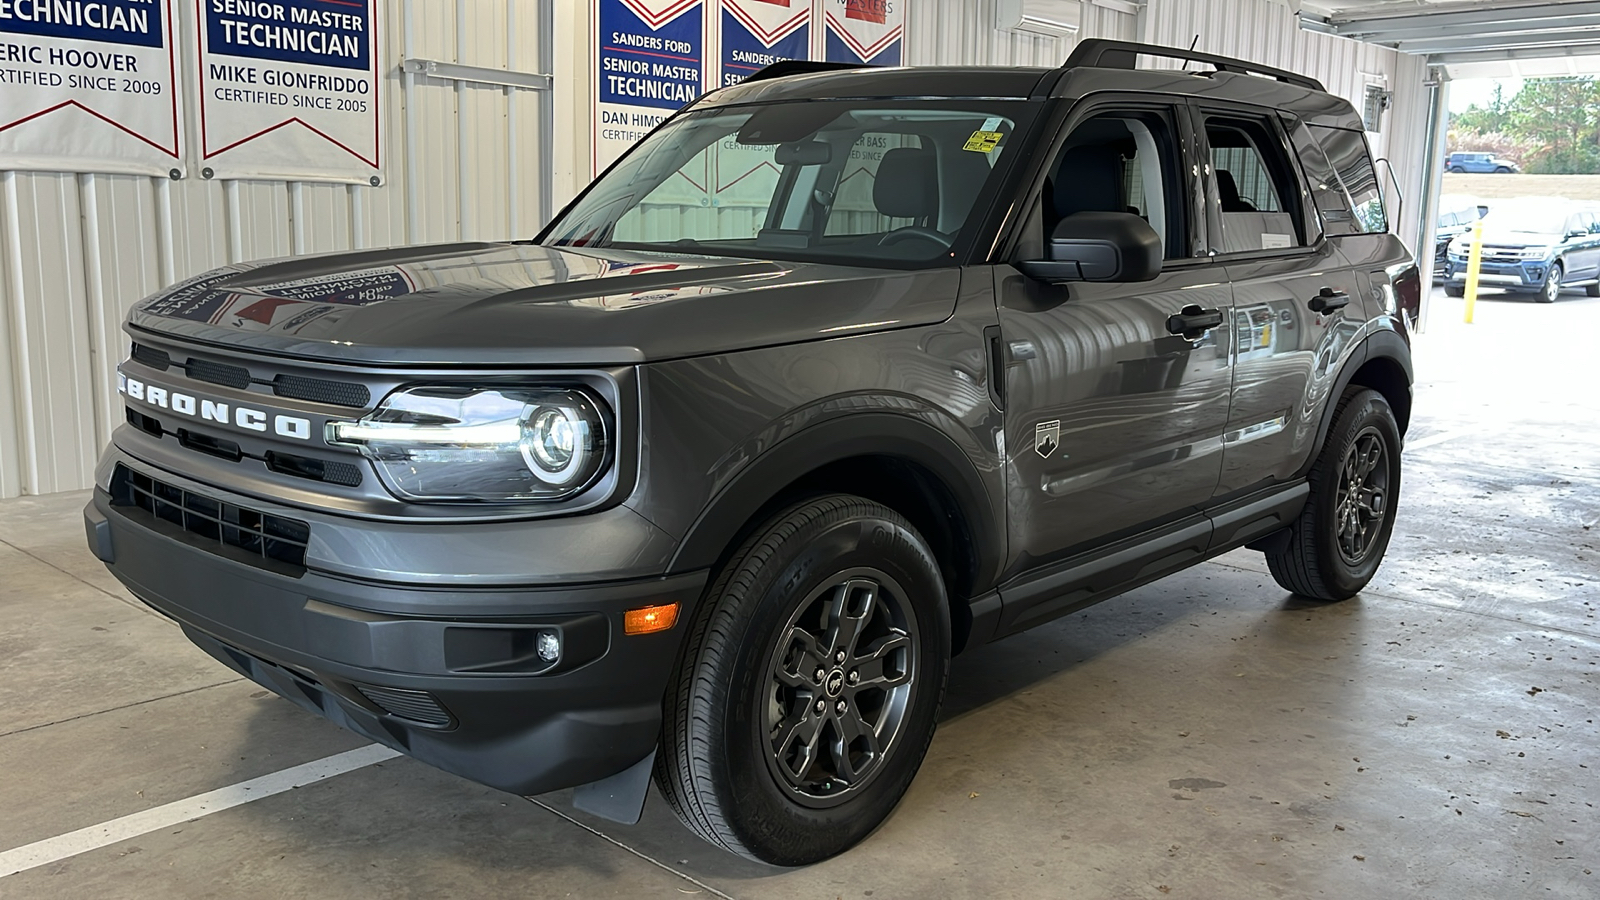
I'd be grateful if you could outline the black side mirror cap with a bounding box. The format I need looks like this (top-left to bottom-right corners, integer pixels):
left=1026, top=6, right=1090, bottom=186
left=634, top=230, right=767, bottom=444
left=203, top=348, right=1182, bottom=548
left=1018, top=211, right=1163, bottom=285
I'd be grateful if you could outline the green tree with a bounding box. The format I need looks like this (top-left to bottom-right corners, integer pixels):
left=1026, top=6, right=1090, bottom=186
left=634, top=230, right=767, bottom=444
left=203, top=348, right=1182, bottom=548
left=1504, top=77, right=1600, bottom=174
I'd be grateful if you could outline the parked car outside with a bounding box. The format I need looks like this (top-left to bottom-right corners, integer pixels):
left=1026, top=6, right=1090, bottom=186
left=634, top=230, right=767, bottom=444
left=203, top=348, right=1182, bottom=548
left=1433, top=195, right=1488, bottom=280
left=85, top=41, right=1420, bottom=865
left=1445, top=151, right=1520, bottom=173
left=1444, top=198, right=1600, bottom=302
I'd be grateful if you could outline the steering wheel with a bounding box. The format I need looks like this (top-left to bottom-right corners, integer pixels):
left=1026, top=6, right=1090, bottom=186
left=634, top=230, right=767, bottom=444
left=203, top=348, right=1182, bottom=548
left=878, top=226, right=953, bottom=250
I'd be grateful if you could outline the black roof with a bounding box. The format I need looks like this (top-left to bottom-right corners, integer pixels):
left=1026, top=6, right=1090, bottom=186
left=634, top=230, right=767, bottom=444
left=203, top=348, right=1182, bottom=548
left=698, top=40, right=1360, bottom=132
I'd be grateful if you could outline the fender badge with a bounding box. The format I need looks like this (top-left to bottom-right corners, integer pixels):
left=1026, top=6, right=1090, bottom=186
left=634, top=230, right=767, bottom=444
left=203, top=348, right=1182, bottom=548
left=1034, top=420, right=1061, bottom=459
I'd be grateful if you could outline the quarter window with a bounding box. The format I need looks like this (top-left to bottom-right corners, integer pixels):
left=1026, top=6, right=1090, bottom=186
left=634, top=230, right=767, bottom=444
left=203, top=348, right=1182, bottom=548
left=1310, top=125, right=1388, bottom=235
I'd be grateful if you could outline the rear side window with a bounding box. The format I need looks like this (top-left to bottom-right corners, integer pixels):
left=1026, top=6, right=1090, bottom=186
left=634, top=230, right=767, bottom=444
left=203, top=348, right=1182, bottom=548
left=1310, top=125, right=1387, bottom=235
left=1203, top=115, right=1304, bottom=254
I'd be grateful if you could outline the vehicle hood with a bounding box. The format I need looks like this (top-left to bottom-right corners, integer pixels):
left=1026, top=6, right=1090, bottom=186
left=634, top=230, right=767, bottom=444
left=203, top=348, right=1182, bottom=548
left=126, top=242, right=960, bottom=365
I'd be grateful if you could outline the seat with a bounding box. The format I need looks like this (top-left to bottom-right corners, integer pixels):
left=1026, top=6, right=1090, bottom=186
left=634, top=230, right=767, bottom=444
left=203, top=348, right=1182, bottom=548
left=1217, top=170, right=1258, bottom=212
left=873, top=147, right=937, bottom=222
left=1049, top=144, right=1125, bottom=224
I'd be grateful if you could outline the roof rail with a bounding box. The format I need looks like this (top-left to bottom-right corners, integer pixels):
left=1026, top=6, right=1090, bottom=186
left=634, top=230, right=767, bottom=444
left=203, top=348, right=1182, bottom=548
left=1063, top=39, right=1326, bottom=93
left=742, top=60, right=869, bottom=84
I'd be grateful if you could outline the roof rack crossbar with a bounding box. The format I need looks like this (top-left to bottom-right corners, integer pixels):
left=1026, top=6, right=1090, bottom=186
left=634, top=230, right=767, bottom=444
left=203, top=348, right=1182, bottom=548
left=741, top=60, right=870, bottom=84
left=1063, top=39, right=1326, bottom=93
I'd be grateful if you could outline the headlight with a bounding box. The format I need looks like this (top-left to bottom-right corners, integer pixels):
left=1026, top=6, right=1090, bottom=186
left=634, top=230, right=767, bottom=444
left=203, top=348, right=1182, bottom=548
left=328, top=386, right=610, bottom=502
left=1518, top=246, right=1551, bottom=259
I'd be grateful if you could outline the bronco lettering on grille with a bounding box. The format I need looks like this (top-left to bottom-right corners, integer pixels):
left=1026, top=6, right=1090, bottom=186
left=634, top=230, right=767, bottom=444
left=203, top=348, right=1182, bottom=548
left=118, top=372, right=312, bottom=441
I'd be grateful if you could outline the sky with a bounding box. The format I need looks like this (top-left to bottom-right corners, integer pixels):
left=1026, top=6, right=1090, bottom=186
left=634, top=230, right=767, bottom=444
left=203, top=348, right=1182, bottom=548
left=1449, top=77, right=1522, bottom=113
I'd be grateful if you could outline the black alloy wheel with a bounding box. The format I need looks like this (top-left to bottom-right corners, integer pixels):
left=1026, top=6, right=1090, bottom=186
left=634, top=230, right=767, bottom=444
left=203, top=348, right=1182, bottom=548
left=655, top=495, right=950, bottom=865
left=1334, top=428, right=1390, bottom=566
left=764, top=572, right=917, bottom=805
left=1265, top=388, right=1402, bottom=601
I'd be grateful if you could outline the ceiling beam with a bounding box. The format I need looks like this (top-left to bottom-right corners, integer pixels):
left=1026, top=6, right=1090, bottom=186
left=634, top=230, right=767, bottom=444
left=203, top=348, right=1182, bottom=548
left=1302, top=1, right=1600, bottom=43
left=1431, top=41, right=1600, bottom=65
left=1399, top=27, right=1600, bottom=54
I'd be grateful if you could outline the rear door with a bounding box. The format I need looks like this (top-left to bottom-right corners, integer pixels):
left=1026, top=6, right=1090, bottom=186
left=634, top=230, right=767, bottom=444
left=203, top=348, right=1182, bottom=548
left=1196, top=104, right=1367, bottom=500
left=995, top=100, right=1231, bottom=569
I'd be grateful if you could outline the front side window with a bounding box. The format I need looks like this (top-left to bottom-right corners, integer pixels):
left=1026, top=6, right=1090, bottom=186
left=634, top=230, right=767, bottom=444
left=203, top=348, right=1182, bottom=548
left=1039, top=109, right=1187, bottom=260
left=545, top=100, right=1035, bottom=267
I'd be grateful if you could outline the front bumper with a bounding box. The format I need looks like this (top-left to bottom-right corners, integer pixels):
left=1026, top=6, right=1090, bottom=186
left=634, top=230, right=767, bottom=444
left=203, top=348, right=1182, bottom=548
left=85, top=484, right=706, bottom=797
left=1446, top=256, right=1549, bottom=290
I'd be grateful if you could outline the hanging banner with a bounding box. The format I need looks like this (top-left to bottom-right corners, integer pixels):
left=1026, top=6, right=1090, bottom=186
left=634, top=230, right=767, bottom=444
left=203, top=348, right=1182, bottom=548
left=719, top=0, right=808, bottom=88
left=193, top=0, right=381, bottom=183
left=823, top=0, right=902, bottom=67
left=593, top=0, right=706, bottom=175
left=0, top=0, right=182, bottom=176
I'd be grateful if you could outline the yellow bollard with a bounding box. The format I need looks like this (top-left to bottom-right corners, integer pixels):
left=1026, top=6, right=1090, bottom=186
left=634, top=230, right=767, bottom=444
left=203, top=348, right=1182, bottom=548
left=1464, top=217, right=1484, bottom=324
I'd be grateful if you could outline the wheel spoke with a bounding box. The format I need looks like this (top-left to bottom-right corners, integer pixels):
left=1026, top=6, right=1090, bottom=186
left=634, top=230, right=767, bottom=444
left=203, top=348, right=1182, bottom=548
left=829, top=579, right=877, bottom=658
left=774, top=627, right=826, bottom=688
left=833, top=704, right=881, bottom=783
left=850, top=632, right=911, bottom=689
left=774, top=706, right=825, bottom=782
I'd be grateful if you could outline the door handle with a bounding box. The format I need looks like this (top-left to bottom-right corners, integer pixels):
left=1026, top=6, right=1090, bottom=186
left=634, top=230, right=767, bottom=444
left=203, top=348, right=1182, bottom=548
left=1166, top=305, right=1223, bottom=338
left=1309, top=287, right=1350, bottom=313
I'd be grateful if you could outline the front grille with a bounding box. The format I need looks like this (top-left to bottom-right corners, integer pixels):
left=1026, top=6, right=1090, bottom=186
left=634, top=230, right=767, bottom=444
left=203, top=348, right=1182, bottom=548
left=273, top=374, right=370, bottom=408
left=131, top=343, right=172, bottom=371
left=355, top=685, right=453, bottom=727
left=128, top=343, right=369, bottom=408
left=265, top=451, right=363, bottom=487
left=110, top=464, right=310, bottom=571
left=184, top=358, right=252, bottom=390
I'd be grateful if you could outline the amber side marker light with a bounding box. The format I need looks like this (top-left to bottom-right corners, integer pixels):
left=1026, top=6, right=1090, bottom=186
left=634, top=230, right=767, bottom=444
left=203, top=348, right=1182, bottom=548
left=625, top=602, right=680, bottom=635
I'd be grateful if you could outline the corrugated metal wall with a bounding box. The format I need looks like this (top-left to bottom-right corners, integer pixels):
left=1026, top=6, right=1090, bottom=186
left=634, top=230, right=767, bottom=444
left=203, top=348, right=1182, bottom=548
left=3, top=0, right=1437, bottom=499
left=1140, top=0, right=1433, bottom=254
left=0, top=0, right=550, bottom=498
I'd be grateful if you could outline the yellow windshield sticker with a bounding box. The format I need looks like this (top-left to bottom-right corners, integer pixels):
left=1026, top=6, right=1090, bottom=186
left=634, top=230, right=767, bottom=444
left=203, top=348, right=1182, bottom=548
left=963, top=130, right=1004, bottom=153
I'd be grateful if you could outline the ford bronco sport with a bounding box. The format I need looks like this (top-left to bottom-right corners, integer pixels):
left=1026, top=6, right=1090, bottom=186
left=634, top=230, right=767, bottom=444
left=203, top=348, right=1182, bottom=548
left=86, top=40, right=1419, bottom=865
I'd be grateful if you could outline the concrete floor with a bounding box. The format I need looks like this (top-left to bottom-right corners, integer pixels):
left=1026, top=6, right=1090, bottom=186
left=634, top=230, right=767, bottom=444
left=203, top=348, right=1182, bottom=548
left=1, top=287, right=1596, bottom=899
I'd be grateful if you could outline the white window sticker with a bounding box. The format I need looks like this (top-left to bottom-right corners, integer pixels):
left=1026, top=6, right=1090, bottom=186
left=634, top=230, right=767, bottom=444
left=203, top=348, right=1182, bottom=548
left=1261, top=233, right=1293, bottom=250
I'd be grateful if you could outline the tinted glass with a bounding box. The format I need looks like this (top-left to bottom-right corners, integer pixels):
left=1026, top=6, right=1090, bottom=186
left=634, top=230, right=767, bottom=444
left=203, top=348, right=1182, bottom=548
left=1043, top=110, right=1187, bottom=260
left=545, top=100, right=1035, bottom=267
left=1311, top=125, right=1387, bottom=235
left=1206, top=115, right=1304, bottom=253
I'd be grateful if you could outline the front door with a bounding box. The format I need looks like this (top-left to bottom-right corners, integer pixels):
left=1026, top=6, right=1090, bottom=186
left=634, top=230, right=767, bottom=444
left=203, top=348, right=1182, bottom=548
left=997, top=105, right=1232, bottom=575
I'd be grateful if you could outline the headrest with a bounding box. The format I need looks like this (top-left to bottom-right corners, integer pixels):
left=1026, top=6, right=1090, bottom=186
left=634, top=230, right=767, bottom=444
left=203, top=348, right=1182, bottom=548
left=874, top=147, right=937, bottom=219
left=1052, top=144, right=1123, bottom=218
left=1217, top=170, right=1255, bottom=212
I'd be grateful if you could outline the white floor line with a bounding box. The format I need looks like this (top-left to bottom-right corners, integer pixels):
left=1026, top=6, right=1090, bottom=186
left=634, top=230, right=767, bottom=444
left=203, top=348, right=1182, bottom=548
left=1404, top=426, right=1480, bottom=453
left=0, top=744, right=400, bottom=879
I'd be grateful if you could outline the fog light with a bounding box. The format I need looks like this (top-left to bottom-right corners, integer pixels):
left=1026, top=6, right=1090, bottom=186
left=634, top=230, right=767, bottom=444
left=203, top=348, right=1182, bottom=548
left=625, top=602, right=680, bottom=635
left=536, top=630, right=561, bottom=662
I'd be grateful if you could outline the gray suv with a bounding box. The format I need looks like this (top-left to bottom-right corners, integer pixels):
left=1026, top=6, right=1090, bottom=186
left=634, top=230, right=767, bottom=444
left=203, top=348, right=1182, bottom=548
left=85, top=41, right=1419, bottom=866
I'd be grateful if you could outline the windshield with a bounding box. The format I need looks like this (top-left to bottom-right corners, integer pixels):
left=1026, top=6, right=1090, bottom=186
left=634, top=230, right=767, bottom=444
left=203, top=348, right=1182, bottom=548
left=1482, top=202, right=1570, bottom=235
left=542, top=100, right=1036, bottom=267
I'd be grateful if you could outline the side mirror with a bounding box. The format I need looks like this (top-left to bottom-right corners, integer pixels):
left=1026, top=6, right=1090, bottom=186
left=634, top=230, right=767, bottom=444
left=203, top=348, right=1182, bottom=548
left=1017, top=212, right=1163, bottom=284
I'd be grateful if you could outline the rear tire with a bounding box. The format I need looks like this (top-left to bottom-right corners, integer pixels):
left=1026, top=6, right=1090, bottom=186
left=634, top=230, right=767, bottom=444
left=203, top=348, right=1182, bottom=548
left=1444, top=283, right=1465, bottom=298
left=1449, top=166, right=1466, bottom=173
left=1538, top=263, right=1563, bottom=303
left=1266, top=388, right=1401, bottom=601
left=655, top=495, right=950, bottom=866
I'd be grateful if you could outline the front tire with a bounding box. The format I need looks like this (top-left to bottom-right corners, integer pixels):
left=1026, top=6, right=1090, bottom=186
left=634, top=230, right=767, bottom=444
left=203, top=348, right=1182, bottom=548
left=1538, top=263, right=1564, bottom=303
left=1444, top=283, right=1465, bottom=298
left=1266, top=388, right=1401, bottom=601
left=1495, top=166, right=1512, bottom=174
left=655, top=495, right=950, bottom=865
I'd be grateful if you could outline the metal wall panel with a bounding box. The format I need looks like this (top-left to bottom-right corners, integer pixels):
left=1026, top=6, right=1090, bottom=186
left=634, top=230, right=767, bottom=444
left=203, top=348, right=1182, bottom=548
left=0, top=0, right=551, bottom=498
left=4, top=0, right=1434, bottom=499
left=1140, top=0, right=1432, bottom=254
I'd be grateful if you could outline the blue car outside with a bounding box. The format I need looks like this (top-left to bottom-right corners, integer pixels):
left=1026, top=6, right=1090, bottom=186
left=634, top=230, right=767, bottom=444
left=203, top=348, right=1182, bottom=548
left=1445, top=200, right=1600, bottom=302
left=1445, top=152, right=1521, bottom=173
